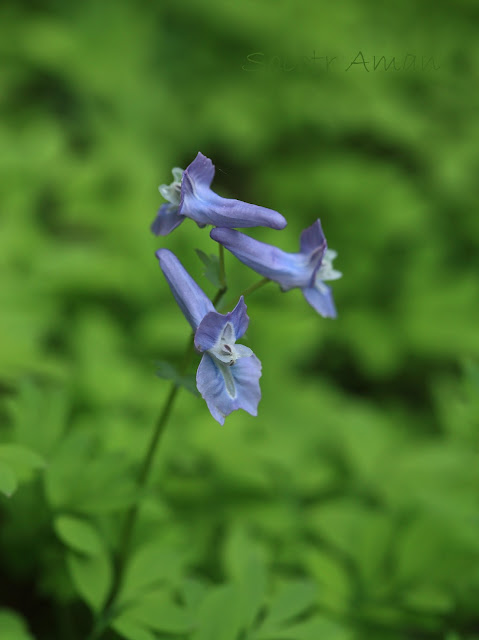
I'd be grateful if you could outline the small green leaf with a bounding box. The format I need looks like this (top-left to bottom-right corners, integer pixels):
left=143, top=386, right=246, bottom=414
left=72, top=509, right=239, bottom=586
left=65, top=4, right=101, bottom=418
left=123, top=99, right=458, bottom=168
left=119, top=542, right=187, bottom=603
left=403, top=584, right=453, bottom=613
left=6, top=380, right=68, bottom=456
left=0, top=463, right=17, bottom=497
left=303, top=546, right=351, bottom=612
left=195, top=249, right=222, bottom=288
left=181, top=578, right=208, bottom=614
left=66, top=549, right=112, bottom=611
left=155, top=361, right=178, bottom=381
left=0, top=608, right=35, bottom=640
left=264, top=580, right=318, bottom=627
left=156, top=361, right=199, bottom=396
left=259, top=615, right=352, bottom=640
left=121, top=588, right=193, bottom=633
left=112, top=615, right=156, bottom=640
left=45, top=433, right=137, bottom=514
left=191, top=584, right=243, bottom=640
left=223, top=527, right=267, bottom=629
left=54, top=516, right=104, bottom=556
left=0, top=444, right=45, bottom=483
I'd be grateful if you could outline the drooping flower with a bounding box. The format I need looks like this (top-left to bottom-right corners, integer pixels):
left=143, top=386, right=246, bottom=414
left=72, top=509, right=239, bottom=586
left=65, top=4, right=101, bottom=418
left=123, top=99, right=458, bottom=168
left=156, top=249, right=261, bottom=424
left=151, top=152, right=287, bottom=236
left=210, top=220, right=342, bottom=318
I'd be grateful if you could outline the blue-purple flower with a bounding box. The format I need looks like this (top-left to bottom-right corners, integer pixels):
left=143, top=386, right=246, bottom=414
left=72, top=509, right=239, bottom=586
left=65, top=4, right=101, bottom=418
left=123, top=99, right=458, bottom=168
left=151, top=152, right=287, bottom=236
left=210, top=220, right=342, bottom=318
left=156, top=249, right=262, bottom=424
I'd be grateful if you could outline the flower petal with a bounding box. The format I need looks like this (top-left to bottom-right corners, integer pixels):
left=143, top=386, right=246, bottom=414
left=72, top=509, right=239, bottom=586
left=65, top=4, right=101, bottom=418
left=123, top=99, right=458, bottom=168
left=151, top=203, right=185, bottom=236
left=180, top=154, right=287, bottom=230
left=231, top=354, right=262, bottom=415
left=194, top=296, right=249, bottom=352
left=194, top=312, right=231, bottom=353
left=226, top=296, right=249, bottom=340
left=302, top=284, right=337, bottom=318
left=182, top=190, right=287, bottom=230
left=210, top=228, right=310, bottom=290
left=182, top=152, right=215, bottom=191
left=299, top=219, right=327, bottom=255
left=196, top=353, right=262, bottom=425
left=234, top=344, right=253, bottom=358
left=156, top=249, right=215, bottom=330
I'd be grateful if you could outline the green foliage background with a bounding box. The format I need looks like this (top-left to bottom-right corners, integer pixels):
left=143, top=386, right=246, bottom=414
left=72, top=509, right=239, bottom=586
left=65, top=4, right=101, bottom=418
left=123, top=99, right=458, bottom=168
left=1, top=0, right=478, bottom=639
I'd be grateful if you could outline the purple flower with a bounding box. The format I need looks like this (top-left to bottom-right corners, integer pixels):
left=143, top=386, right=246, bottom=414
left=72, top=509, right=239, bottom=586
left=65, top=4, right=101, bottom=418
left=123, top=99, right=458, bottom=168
left=210, top=220, right=342, bottom=318
left=156, top=249, right=261, bottom=425
left=151, top=152, right=287, bottom=236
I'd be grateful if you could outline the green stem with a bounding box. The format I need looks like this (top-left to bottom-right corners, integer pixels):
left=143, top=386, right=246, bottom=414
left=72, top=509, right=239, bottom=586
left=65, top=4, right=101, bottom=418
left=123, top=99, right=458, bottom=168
left=212, top=243, right=227, bottom=307
left=241, top=276, right=271, bottom=299
left=219, top=277, right=271, bottom=312
left=89, top=334, right=196, bottom=639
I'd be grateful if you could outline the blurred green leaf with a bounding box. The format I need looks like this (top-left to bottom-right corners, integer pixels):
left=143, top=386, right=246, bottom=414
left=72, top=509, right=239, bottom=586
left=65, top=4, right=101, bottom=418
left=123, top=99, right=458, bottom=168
left=403, top=584, right=453, bottom=614
left=111, top=616, right=155, bottom=640
left=0, top=463, right=17, bottom=497
left=0, top=445, right=45, bottom=492
left=44, top=431, right=137, bottom=513
left=302, top=546, right=352, bottom=612
left=66, top=549, right=112, bottom=612
left=195, top=249, right=222, bottom=288
left=119, top=541, right=188, bottom=604
left=117, top=587, right=193, bottom=634
left=254, top=615, right=352, bottom=640
left=191, top=584, right=243, bottom=640
left=156, top=360, right=199, bottom=396
left=54, top=515, right=104, bottom=556
left=0, top=609, right=35, bottom=640
left=223, top=526, right=267, bottom=629
left=262, top=580, right=318, bottom=628
left=6, top=380, right=68, bottom=456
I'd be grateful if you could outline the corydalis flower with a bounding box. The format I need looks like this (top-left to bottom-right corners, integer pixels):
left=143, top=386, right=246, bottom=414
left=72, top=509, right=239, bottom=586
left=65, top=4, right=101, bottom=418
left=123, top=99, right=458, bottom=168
left=156, top=249, right=261, bottom=425
left=210, top=220, right=342, bottom=318
left=151, top=152, right=287, bottom=236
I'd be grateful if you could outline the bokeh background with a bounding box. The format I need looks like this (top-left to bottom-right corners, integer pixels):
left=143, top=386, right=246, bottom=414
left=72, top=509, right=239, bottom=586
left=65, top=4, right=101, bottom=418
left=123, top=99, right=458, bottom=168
left=1, top=1, right=479, bottom=639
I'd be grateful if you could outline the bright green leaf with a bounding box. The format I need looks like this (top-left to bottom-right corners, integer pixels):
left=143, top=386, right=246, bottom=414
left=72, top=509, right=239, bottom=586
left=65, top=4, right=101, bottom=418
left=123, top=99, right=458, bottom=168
left=45, top=432, right=137, bottom=514
left=191, top=584, right=243, bottom=640
left=66, top=549, right=112, bottom=612
left=261, top=615, right=353, bottom=640
left=121, top=588, right=193, bottom=633
left=156, top=361, right=199, bottom=396
left=112, top=615, right=156, bottom=640
left=403, top=584, right=454, bottom=614
left=264, top=580, right=318, bottom=627
left=0, top=608, right=35, bottom=640
left=119, top=542, right=187, bottom=604
left=0, top=463, right=17, bottom=497
left=195, top=249, right=222, bottom=288
left=54, top=515, right=104, bottom=556
left=0, top=445, right=45, bottom=483
left=223, top=527, right=267, bottom=629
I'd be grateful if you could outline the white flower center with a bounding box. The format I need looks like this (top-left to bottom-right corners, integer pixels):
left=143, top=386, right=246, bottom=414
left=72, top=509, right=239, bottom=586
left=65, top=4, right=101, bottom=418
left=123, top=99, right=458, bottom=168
left=208, top=322, right=253, bottom=367
left=315, top=249, right=342, bottom=289
left=206, top=322, right=252, bottom=399
left=158, top=167, right=184, bottom=205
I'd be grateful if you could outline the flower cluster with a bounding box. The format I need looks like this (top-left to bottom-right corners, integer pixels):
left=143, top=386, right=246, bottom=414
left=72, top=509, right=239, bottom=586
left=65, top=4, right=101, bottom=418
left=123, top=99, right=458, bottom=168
left=153, top=152, right=342, bottom=424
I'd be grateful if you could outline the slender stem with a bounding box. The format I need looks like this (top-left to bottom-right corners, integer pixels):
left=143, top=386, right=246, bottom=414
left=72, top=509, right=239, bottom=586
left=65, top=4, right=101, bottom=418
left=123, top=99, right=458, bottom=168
left=89, top=334, right=196, bottom=639
left=219, top=277, right=271, bottom=312
left=241, top=276, right=271, bottom=298
left=218, top=244, right=226, bottom=288
left=212, top=243, right=227, bottom=307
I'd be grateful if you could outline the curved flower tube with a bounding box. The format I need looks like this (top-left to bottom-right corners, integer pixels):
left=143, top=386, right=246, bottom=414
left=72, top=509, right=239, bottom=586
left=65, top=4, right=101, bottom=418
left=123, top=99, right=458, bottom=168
left=210, top=220, right=342, bottom=318
left=156, top=249, right=262, bottom=424
left=151, top=153, right=287, bottom=236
